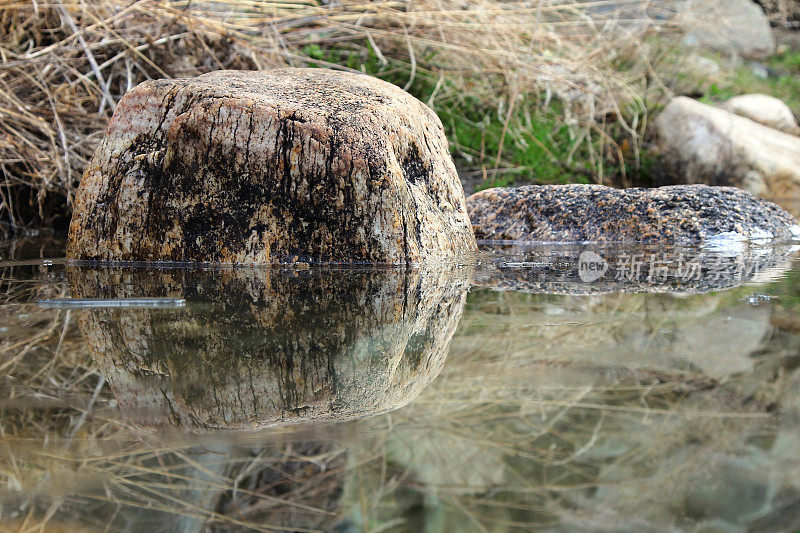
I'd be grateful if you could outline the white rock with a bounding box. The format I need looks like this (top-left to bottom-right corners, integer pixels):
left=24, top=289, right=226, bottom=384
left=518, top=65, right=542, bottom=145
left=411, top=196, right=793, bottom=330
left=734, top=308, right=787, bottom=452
left=724, top=94, right=800, bottom=135
left=654, top=97, right=800, bottom=214
left=686, top=54, right=723, bottom=78
left=743, top=169, right=768, bottom=196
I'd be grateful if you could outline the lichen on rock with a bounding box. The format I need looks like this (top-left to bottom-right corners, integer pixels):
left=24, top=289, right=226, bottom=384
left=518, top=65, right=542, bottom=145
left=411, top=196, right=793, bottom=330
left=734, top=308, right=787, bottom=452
left=466, top=183, right=800, bottom=244
left=67, top=69, right=476, bottom=264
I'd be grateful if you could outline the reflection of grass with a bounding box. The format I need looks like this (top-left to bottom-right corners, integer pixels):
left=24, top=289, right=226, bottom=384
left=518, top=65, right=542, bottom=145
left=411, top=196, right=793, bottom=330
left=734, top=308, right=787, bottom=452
left=343, top=288, right=800, bottom=531
left=5, top=270, right=800, bottom=530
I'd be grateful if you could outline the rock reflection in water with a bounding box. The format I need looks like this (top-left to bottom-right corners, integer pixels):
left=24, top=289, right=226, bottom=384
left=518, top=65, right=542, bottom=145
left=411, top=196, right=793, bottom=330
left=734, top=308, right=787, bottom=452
left=340, top=271, right=800, bottom=531
left=9, top=240, right=800, bottom=531
left=476, top=242, right=799, bottom=293
left=71, top=265, right=470, bottom=430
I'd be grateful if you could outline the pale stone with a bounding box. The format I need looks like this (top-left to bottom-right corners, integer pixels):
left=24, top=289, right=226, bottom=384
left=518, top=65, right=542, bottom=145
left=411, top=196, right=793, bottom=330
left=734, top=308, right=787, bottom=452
left=67, top=69, right=476, bottom=264
left=654, top=96, right=800, bottom=213
left=724, top=94, right=800, bottom=135
left=576, top=1, right=775, bottom=58
left=743, top=169, right=769, bottom=196
left=678, top=0, right=776, bottom=58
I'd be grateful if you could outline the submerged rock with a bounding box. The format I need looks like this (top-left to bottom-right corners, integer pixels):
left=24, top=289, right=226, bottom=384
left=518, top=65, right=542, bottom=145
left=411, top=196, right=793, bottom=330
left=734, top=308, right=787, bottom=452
left=72, top=265, right=470, bottom=430
left=67, top=69, right=476, bottom=264
left=724, top=94, right=800, bottom=135
left=467, top=183, right=799, bottom=244
left=653, top=96, right=800, bottom=210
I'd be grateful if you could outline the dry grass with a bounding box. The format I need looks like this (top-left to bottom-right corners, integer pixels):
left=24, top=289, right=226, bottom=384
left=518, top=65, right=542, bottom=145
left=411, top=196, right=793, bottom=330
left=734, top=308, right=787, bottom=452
left=0, top=0, right=669, bottom=231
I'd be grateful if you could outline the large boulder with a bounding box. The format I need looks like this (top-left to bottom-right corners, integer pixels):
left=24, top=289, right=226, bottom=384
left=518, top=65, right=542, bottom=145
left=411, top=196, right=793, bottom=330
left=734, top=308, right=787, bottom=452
left=724, top=94, right=800, bottom=135
left=654, top=96, right=800, bottom=210
left=466, top=183, right=799, bottom=243
left=67, top=69, right=476, bottom=264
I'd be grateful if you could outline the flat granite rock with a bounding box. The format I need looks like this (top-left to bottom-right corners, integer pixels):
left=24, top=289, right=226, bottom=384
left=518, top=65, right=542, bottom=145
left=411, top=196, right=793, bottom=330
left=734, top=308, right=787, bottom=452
left=467, top=184, right=800, bottom=243
left=67, top=69, right=476, bottom=264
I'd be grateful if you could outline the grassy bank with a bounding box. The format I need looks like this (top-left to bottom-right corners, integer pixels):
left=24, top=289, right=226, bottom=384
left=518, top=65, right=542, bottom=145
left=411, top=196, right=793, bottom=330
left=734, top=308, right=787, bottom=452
left=4, top=1, right=796, bottom=235
left=0, top=0, right=662, bottom=232
left=699, top=46, right=800, bottom=115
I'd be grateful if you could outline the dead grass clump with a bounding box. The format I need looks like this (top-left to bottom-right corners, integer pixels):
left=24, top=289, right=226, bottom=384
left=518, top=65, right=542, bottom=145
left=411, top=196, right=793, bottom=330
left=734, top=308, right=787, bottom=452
left=755, top=0, right=800, bottom=28
left=0, top=0, right=666, bottom=232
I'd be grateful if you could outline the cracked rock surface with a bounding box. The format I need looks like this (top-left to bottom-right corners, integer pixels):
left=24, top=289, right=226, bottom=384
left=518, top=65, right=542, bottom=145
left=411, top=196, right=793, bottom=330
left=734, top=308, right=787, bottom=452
left=67, top=69, right=476, bottom=264
left=467, top=184, right=800, bottom=243
left=72, top=265, right=471, bottom=430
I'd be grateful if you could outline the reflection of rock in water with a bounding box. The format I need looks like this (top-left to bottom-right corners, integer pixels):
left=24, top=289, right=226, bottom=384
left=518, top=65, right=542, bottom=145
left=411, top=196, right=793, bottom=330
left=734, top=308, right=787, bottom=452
left=340, top=279, right=800, bottom=531
left=475, top=243, right=798, bottom=294
left=72, top=266, right=470, bottom=429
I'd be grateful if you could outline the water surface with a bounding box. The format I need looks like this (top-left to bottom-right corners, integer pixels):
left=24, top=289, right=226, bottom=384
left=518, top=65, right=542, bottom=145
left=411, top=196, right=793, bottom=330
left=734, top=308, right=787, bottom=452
left=4, top=236, right=800, bottom=531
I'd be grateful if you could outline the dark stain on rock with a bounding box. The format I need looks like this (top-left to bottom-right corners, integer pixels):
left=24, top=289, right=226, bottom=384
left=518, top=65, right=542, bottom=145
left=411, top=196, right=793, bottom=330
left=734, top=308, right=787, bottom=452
left=67, top=69, right=476, bottom=264
left=400, top=142, right=429, bottom=184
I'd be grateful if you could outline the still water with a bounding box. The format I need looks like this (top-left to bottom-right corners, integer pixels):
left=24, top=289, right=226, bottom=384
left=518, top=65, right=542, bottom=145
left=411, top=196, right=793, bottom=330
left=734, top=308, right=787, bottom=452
left=3, top=235, right=800, bottom=532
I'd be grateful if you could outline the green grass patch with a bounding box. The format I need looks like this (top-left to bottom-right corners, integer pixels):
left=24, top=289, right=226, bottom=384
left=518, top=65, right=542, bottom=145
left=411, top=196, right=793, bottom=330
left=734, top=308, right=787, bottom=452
left=302, top=41, right=639, bottom=190
left=698, top=49, right=800, bottom=115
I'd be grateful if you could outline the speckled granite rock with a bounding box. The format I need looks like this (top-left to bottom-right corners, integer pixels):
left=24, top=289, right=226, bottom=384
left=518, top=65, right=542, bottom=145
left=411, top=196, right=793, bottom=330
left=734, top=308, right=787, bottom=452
left=72, top=265, right=470, bottom=430
left=67, top=69, right=476, bottom=264
left=467, top=184, right=799, bottom=243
